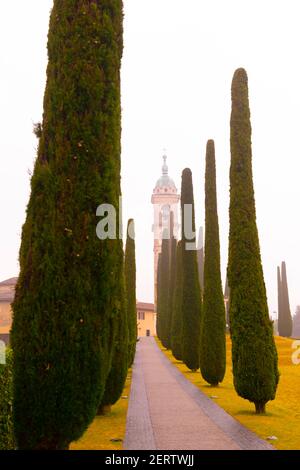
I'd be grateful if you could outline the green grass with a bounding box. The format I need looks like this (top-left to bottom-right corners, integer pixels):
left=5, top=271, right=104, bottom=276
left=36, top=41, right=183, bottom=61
left=157, top=336, right=300, bottom=450
left=70, top=370, right=132, bottom=450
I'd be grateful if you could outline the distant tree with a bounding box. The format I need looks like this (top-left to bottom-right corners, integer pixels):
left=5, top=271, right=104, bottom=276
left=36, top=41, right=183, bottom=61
left=171, top=241, right=183, bottom=361
left=293, top=306, right=300, bottom=338
left=197, top=227, right=204, bottom=291
left=125, top=219, right=137, bottom=366
left=156, top=254, right=162, bottom=341
left=200, top=140, right=226, bottom=386
left=165, top=233, right=177, bottom=350
left=181, top=169, right=202, bottom=371
left=228, top=68, right=279, bottom=414
left=157, top=233, right=170, bottom=349
left=98, top=269, right=128, bottom=414
left=11, top=0, right=124, bottom=448
left=278, top=262, right=293, bottom=337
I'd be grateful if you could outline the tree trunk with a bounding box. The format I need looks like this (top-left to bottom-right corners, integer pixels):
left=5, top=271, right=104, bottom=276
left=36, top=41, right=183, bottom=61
left=255, top=402, right=266, bottom=414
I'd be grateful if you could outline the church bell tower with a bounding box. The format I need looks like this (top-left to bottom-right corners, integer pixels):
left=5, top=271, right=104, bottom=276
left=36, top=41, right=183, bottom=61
left=151, top=154, right=180, bottom=306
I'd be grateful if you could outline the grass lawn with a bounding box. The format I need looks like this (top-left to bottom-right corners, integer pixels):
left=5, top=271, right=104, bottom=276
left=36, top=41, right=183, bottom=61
left=70, top=369, right=132, bottom=450
left=157, top=336, right=300, bottom=450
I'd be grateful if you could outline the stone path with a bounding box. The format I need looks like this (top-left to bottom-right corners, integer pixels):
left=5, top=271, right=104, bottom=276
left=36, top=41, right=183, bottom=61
left=124, top=337, right=274, bottom=450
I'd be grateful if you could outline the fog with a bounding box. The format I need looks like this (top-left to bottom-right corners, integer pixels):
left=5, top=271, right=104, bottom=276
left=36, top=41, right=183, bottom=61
left=0, top=1, right=299, bottom=319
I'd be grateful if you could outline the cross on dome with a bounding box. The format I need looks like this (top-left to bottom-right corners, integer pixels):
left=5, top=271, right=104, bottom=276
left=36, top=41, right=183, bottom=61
left=154, top=152, right=177, bottom=191
left=162, top=154, right=168, bottom=176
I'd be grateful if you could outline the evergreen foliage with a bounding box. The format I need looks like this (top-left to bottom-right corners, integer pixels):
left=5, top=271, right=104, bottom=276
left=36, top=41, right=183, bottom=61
left=228, top=68, right=279, bottom=414
left=165, top=229, right=177, bottom=350
left=0, top=349, right=15, bottom=450
left=11, top=0, right=124, bottom=448
left=200, top=140, right=226, bottom=386
left=159, top=235, right=170, bottom=349
left=156, top=254, right=162, bottom=341
left=171, top=241, right=183, bottom=361
left=278, top=262, right=293, bottom=337
left=99, top=269, right=128, bottom=412
left=125, top=219, right=137, bottom=366
left=181, top=168, right=202, bottom=371
left=197, top=228, right=204, bottom=291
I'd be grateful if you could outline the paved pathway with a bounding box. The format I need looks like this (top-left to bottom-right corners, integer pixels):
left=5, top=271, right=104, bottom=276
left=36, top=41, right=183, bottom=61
left=124, top=337, right=274, bottom=450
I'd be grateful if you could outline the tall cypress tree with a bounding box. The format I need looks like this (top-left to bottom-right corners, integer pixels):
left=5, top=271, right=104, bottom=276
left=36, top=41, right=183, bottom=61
left=159, top=235, right=170, bottom=349
left=197, top=227, right=204, bottom=291
left=228, top=68, right=279, bottom=414
left=171, top=241, right=183, bottom=361
left=165, top=219, right=177, bottom=350
left=200, top=140, right=226, bottom=386
left=11, top=0, right=124, bottom=449
left=156, top=254, right=162, bottom=341
left=278, top=262, right=293, bottom=337
left=98, top=270, right=128, bottom=414
left=181, top=169, right=202, bottom=371
left=125, top=219, right=137, bottom=366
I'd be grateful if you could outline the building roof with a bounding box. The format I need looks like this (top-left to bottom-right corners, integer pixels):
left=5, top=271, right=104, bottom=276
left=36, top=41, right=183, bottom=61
left=137, top=302, right=155, bottom=312
left=0, top=277, right=17, bottom=287
left=0, top=277, right=17, bottom=302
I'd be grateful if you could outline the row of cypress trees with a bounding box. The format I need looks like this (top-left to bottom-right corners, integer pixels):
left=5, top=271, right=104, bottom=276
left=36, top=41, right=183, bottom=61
left=11, top=0, right=137, bottom=449
left=157, top=68, right=279, bottom=414
left=157, top=151, right=225, bottom=382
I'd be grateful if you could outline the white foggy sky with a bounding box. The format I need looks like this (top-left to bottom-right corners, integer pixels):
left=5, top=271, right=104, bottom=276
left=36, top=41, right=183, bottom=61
left=0, top=1, right=299, bottom=319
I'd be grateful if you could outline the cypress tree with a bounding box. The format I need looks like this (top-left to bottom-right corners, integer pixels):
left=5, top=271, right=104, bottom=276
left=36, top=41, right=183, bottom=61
left=125, top=219, right=137, bottom=366
left=181, top=168, right=202, bottom=371
left=11, top=0, right=124, bottom=449
left=228, top=68, right=279, bottom=414
left=156, top=254, right=162, bottom=341
left=171, top=241, right=183, bottom=361
left=98, top=270, right=128, bottom=414
left=197, top=227, right=204, bottom=291
left=200, top=140, right=226, bottom=386
left=159, top=235, right=170, bottom=349
left=278, top=262, right=293, bottom=337
left=277, top=266, right=283, bottom=334
left=164, top=220, right=177, bottom=350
